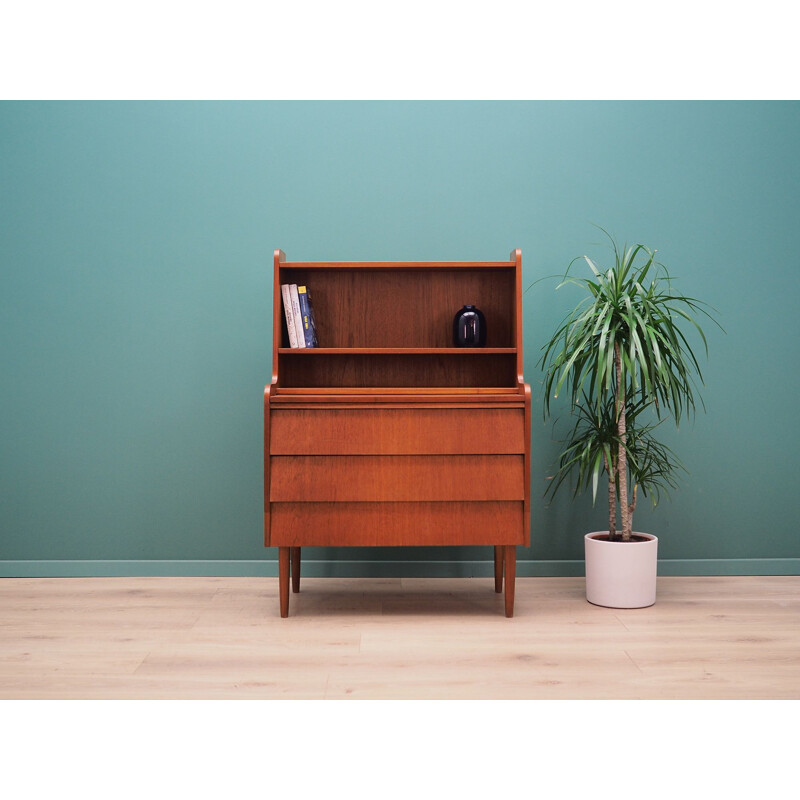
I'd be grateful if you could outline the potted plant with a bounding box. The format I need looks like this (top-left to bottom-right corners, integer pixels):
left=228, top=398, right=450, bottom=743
left=540, top=231, right=719, bottom=607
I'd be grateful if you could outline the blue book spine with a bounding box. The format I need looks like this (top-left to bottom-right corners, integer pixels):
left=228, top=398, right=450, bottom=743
left=297, top=286, right=318, bottom=347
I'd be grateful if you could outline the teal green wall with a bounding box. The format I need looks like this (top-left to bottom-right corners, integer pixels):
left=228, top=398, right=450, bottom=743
left=2, top=101, right=798, bottom=576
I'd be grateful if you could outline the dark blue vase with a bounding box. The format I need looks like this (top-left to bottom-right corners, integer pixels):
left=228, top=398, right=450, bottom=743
left=453, top=305, right=486, bottom=347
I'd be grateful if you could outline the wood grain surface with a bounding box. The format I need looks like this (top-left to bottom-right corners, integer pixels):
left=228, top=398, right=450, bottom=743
left=270, top=408, right=525, bottom=455
left=270, top=455, right=524, bottom=502
left=269, top=501, right=525, bottom=547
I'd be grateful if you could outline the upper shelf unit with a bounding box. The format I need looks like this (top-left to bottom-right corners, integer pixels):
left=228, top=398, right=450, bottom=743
left=272, top=250, right=524, bottom=390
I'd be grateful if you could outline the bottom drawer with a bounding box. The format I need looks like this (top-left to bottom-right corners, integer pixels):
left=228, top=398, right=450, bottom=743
left=269, top=501, right=524, bottom=547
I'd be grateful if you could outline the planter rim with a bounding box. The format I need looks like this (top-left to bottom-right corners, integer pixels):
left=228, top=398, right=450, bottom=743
left=585, top=531, right=657, bottom=543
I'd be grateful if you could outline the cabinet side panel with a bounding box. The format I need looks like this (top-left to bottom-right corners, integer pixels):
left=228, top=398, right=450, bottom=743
left=523, top=382, right=532, bottom=547
left=264, top=386, right=272, bottom=546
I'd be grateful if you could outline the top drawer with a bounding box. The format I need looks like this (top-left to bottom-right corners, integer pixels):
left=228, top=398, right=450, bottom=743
left=270, top=408, right=525, bottom=455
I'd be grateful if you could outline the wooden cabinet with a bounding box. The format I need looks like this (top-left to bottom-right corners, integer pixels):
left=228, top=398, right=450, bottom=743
left=264, top=250, right=531, bottom=616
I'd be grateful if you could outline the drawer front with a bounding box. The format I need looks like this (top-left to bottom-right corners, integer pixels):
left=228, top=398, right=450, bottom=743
left=270, top=501, right=524, bottom=547
left=270, top=408, right=525, bottom=455
left=270, top=455, right=524, bottom=501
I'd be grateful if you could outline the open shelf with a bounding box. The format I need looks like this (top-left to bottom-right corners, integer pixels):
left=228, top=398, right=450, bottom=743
left=277, top=266, right=516, bottom=349
left=279, top=351, right=517, bottom=388
left=275, top=260, right=522, bottom=389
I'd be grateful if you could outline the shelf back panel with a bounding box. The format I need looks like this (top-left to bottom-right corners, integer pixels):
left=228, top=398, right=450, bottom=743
left=279, top=267, right=515, bottom=349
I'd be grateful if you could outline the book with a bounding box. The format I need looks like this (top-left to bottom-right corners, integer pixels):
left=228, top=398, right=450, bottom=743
left=280, top=284, right=299, bottom=348
left=296, top=285, right=319, bottom=347
left=289, top=284, right=306, bottom=348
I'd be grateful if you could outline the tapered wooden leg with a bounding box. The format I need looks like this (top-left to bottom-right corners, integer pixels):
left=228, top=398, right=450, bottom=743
left=494, top=546, right=503, bottom=593
left=504, top=545, right=516, bottom=618
left=279, top=547, right=290, bottom=617
left=291, top=547, right=301, bottom=593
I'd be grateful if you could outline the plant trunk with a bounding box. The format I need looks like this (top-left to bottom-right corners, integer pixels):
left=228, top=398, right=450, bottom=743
left=603, top=451, right=617, bottom=539
left=615, top=343, right=631, bottom=541
left=629, top=483, right=638, bottom=533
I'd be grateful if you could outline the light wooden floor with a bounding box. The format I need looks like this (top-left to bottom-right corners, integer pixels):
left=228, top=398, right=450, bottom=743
left=1, top=575, right=798, bottom=699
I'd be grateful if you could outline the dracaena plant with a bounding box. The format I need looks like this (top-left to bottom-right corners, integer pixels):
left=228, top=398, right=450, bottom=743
left=546, top=393, right=684, bottom=537
left=540, top=230, right=719, bottom=541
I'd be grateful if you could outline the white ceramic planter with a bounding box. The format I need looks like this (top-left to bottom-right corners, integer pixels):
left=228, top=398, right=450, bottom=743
left=584, top=531, right=658, bottom=608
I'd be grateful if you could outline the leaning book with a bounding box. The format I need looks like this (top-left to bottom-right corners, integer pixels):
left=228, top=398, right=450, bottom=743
left=297, top=285, right=319, bottom=347
left=288, top=284, right=306, bottom=348
left=280, top=284, right=299, bottom=348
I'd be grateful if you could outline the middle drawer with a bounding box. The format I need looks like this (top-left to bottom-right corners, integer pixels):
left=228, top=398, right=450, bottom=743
left=270, top=454, right=524, bottom=502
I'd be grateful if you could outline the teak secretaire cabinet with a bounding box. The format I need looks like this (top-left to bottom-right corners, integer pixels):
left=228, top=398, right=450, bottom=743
left=264, top=250, right=531, bottom=616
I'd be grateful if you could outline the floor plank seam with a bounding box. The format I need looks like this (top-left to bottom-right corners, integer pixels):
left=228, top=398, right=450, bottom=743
left=613, top=614, right=630, bottom=631
left=624, top=650, right=644, bottom=674
left=132, top=652, right=152, bottom=675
